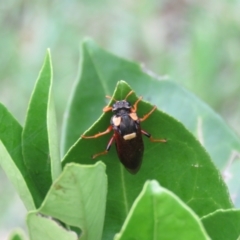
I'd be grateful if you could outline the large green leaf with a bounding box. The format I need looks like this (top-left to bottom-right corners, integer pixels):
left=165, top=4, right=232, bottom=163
left=61, top=39, right=240, bottom=207
left=22, top=49, right=61, bottom=207
left=33, top=162, right=107, bottom=240
left=27, top=213, right=78, bottom=240
left=201, top=209, right=240, bottom=240
left=61, top=39, right=240, bottom=172
left=115, top=180, right=210, bottom=240
left=0, top=103, right=36, bottom=210
left=63, top=81, right=232, bottom=239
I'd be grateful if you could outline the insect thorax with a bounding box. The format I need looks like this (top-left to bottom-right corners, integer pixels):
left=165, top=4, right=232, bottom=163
left=111, top=113, right=139, bottom=137
left=112, top=100, right=131, bottom=114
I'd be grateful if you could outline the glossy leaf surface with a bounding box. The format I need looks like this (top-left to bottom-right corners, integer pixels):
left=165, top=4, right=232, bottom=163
left=0, top=103, right=36, bottom=210
left=63, top=80, right=232, bottom=239
left=61, top=39, right=240, bottom=207
left=33, top=162, right=107, bottom=240
left=115, top=180, right=210, bottom=240
left=202, top=209, right=240, bottom=240
left=22, top=50, right=61, bottom=207
left=62, top=39, right=240, bottom=171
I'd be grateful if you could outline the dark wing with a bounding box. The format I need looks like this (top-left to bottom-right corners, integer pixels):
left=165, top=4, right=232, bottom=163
left=114, top=126, right=144, bottom=174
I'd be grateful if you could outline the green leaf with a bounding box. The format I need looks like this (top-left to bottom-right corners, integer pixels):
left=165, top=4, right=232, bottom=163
left=8, top=229, right=27, bottom=240
left=47, top=93, right=61, bottom=181
left=201, top=209, right=240, bottom=240
left=34, top=162, right=107, bottom=240
left=22, top=49, right=61, bottom=207
left=61, top=39, right=240, bottom=174
left=0, top=141, right=35, bottom=210
left=153, top=82, right=240, bottom=171
left=27, top=213, right=78, bottom=240
left=63, top=80, right=232, bottom=239
left=61, top=39, right=240, bottom=206
left=0, top=103, right=24, bottom=172
left=115, top=180, right=210, bottom=240
left=222, top=152, right=240, bottom=207
left=61, top=39, right=113, bottom=156
left=0, top=103, right=36, bottom=210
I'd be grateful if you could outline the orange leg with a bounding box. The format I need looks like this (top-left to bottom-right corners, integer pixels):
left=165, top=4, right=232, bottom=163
left=132, top=96, right=143, bottom=113
left=91, top=135, right=115, bottom=159
left=82, top=126, right=113, bottom=139
left=103, top=106, right=112, bottom=112
left=102, top=94, right=117, bottom=112
left=141, top=129, right=167, bottom=143
left=139, top=106, right=157, bottom=122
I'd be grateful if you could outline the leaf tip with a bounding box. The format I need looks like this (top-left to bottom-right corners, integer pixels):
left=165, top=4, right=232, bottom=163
left=94, top=161, right=107, bottom=172
left=82, top=37, right=96, bottom=50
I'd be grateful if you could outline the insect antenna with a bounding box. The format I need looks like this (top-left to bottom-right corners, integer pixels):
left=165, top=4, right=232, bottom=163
left=105, top=95, right=117, bottom=102
left=103, top=95, right=117, bottom=112
left=124, top=90, right=134, bottom=100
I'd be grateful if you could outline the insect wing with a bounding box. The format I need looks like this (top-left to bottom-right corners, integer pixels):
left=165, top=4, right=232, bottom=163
left=114, top=127, right=144, bottom=174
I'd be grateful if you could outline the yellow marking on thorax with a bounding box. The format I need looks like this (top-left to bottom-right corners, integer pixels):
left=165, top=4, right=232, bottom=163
left=129, top=112, right=138, bottom=121
left=112, top=116, right=121, bottom=126
left=123, top=132, right=137, bottom=140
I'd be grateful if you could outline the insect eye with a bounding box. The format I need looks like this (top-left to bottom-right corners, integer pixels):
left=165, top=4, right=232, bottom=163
left=126, top=102, right=131, bottom=108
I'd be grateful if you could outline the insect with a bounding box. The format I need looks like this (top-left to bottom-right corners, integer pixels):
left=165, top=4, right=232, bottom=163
left=82, top=90, right=166, bottom=174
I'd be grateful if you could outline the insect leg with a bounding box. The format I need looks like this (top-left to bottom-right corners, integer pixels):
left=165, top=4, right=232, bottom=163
left=82, top=126, right=113, bottom=139
left=141, top=129, right=167, bottom=143
left=103, top=106, right=113, bottom=112
left=92, top=135, right=115, bottom=159
left=132, top=96, right=143, bottom=112
left=103, top=95, right=117, bottom=112
left=139, top=106, right=156, bottom=122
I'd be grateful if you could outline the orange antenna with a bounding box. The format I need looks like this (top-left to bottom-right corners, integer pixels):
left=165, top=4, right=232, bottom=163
left=124, top=90, right=134, bottom=100
left=105, top=95, right=117, bottom=102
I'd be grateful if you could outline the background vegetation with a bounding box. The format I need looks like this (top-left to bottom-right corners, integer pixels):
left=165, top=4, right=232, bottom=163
left=0, top=0, right=240, bottom=239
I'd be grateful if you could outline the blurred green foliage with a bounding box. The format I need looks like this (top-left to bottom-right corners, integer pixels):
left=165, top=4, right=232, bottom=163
left=1, top=1, right=240, bottom=133
left=0, top=0, right=240, bottom=238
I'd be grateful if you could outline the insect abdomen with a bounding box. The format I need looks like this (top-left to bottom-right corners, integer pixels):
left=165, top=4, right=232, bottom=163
left=114, top=127, right=144, bottom=174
